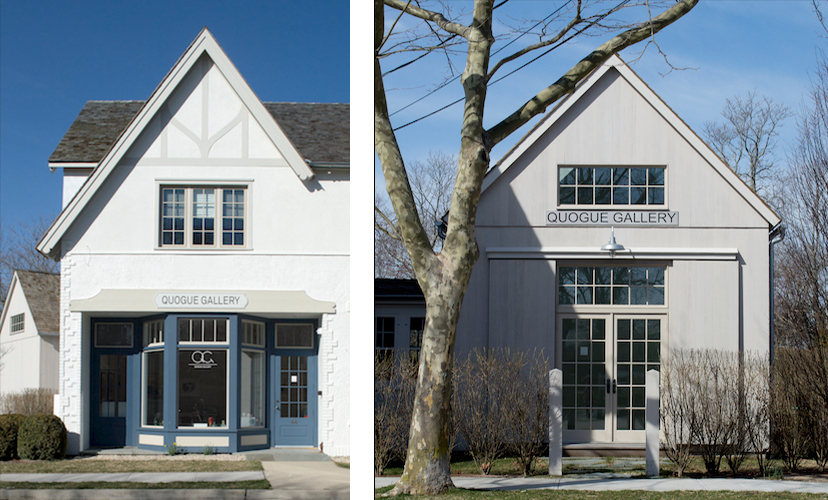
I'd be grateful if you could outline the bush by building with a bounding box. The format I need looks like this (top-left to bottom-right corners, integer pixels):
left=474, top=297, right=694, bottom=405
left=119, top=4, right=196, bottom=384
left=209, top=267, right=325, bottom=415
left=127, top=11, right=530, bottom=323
left=0, top=414, right=25, bottom=460
left=0, top=388, right=56, bottom=416
left=17, top=413, right=67, bottom=460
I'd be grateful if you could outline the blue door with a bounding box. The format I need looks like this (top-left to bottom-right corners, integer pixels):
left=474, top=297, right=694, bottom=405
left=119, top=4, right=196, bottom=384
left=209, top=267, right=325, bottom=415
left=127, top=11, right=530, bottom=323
left=90, top=353, right=128, bottom=447
left=271, top=353, right=317, bottom=446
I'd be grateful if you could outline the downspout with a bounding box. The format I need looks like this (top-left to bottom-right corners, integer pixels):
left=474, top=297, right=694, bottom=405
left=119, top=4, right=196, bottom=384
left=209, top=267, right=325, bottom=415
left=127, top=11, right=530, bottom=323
left=768, top=223, right=785, bottom=366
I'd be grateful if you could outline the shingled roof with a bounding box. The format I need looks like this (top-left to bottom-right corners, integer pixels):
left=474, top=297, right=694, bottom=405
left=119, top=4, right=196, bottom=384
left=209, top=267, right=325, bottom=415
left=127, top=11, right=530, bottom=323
left=49, top=100, right=349, bottom=165
left=15, top=271, right=60, bottom=335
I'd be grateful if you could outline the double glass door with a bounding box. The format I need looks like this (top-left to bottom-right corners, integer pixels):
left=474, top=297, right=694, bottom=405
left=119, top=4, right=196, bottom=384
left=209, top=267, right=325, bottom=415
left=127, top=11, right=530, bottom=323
left=558, top=314, right=664, bottom=443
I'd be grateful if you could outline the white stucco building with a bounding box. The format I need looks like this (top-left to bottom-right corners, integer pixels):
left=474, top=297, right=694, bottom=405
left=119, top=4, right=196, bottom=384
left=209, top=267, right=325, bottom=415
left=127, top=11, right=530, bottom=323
left=37, top=29, right=349, bottom=457
left=376, top=55, right=780, bottom=451
left=0, top=270, right=60, bottom=396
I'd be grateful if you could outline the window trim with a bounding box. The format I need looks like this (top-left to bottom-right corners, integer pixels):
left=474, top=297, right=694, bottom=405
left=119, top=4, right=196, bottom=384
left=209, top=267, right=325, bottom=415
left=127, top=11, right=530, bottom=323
left=156, top=183, right=250, bottom=250
left=557, top=165, right=668, bottom=208
left=10, top=313, right=24, bottom=334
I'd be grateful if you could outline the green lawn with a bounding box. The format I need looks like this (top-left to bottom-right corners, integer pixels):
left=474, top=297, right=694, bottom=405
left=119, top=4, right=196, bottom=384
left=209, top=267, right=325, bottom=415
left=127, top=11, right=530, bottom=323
left=374, top=487, right=828, bottom=499
left=0, top=458, right=263, bottom=474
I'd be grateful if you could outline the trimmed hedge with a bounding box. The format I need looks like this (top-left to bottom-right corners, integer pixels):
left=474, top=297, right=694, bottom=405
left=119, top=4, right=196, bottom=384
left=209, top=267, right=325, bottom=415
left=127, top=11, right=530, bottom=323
left=0, top=414, right=25, bottom=460
left=17, top=414, right=67, bottom=460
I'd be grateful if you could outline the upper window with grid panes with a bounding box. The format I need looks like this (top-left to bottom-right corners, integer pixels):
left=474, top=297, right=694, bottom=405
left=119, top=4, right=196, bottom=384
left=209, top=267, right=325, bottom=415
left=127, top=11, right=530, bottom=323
left=558, top=167, right=665, bottom=206
left=160, top=187, right=246, bottom=248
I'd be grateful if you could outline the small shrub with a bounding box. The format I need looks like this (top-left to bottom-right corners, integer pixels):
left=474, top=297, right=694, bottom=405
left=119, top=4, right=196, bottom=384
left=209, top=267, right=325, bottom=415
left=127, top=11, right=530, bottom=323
left=202, top=445, right=214, bottom=455
left=0, top=414, right=25, bottom=460
left=17, top=414, right=67, bottom=460
left=166, top=441, right=178, bottom=456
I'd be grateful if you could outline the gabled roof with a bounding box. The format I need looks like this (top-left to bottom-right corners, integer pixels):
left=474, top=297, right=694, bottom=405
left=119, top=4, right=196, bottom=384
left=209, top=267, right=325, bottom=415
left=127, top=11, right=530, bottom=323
left=39, top=27, right=342, bottom=258
left=482, top=54, right=780, bottom=228
left=49, top=101, right=349, bottom=166
left=0, top=270, right=60, bottom=335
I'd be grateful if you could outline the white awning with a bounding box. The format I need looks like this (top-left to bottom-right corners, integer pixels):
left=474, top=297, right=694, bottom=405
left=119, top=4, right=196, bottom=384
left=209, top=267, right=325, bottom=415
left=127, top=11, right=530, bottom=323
left=70, top=289, right=335, bottom=318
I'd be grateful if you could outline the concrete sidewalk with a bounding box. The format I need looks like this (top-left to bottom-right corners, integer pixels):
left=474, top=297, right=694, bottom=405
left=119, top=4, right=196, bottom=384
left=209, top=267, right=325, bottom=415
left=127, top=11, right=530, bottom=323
left=376, top=474, right=828, bottom=494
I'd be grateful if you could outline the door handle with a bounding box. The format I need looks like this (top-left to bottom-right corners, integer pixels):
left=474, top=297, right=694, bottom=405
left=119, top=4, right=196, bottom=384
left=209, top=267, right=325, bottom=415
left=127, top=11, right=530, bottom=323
left=606, top=379, right=611, bottom=394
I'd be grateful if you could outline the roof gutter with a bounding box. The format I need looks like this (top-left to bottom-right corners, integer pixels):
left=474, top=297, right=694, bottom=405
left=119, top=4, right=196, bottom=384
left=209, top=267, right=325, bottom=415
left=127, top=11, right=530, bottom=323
left=769, top=223, right=786, bottom=367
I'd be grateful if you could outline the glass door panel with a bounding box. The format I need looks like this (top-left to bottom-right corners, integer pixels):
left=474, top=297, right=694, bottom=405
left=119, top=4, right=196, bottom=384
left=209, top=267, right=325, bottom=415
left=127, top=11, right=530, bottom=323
left=613, top=316, right=662, bottom=442
left=559, top=315, right=611, bottom=443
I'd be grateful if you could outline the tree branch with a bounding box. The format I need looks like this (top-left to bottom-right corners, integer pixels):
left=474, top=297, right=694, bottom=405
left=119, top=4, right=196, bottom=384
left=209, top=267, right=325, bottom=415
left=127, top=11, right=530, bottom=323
left=375, top=206, right=402, bottom=241
left=486, top=0, right=698, bottom=147
left=376, top=0, right=439, bottom=294
left=384, top=0, right=473, bottom=39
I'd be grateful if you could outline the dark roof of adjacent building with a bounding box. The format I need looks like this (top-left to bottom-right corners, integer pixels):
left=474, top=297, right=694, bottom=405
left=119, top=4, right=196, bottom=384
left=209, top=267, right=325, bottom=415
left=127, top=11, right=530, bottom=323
left=375, top=278, right=425, bottom=300
left=49, top=100, right=350, bottom=165
left=15, top=270, right=60, bottom=335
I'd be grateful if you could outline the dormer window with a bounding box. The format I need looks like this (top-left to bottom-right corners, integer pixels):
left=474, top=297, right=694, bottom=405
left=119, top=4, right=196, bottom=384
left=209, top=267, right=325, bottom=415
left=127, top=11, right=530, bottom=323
left=160, top=186, right=246, bottom=248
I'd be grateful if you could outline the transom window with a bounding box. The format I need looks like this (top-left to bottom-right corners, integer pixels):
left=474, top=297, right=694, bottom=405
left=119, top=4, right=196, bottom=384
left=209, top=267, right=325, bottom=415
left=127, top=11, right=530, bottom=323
left=177, top=318, right=228, bottom=343
left=10, top=313, right=24, bottom=333
left=559, top=266, right=665, bottom=306
left=275, top=324, right=314, bottom=348
left=160, top=186, right=246, bottom=248
left=559, top=167, right=665, bottom=206
left=95, top=323, right=134, bottom=348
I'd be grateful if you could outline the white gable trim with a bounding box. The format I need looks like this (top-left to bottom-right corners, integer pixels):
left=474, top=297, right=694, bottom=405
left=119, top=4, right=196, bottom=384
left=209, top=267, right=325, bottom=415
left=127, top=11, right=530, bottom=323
left=482, top=54, right=780, bottom=227
left=0, top=272, right=22, bottom=334
left=37, top=28, right=313, bottom=258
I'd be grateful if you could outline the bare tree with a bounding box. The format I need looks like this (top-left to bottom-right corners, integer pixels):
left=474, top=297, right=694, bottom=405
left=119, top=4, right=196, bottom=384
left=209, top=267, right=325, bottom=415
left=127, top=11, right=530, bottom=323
left=375, top=0, right=698, bottom=494
left=375, top=151, right=456, bottom=278
left=0, top=216, right=60, bottom=304
left=703, top=91, right=791, bottom=197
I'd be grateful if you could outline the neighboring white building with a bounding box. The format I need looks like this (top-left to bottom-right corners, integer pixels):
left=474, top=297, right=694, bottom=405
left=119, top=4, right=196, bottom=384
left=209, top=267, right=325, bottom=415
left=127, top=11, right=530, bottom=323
left=376, top=55, right=780, bottom=452
left=0, top=270, right=60, bottom=396
left=37, top=28, right=349, bottom=457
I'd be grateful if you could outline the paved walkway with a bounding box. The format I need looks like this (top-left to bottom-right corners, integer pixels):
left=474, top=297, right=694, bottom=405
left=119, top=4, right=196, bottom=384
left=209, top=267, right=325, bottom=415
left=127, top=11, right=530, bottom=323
left=0, top=447, right=349, bottom=500
left=376, top=474, right=828, bottom=494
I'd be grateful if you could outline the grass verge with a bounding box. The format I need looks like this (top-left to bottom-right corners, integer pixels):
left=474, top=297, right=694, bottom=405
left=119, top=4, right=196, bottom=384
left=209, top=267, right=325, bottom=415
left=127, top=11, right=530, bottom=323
left=1, top=480, right=271, bottom=490
left=374, top=486, right=828, bottom=499
left=0, top=459, right=262, bottom=474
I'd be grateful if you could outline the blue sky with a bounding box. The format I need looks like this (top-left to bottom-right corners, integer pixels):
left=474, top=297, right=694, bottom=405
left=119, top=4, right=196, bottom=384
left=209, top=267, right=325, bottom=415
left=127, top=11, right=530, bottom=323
left=0, top=0, right=349, bottom=232
left=376, top=1, right=828, bottom=196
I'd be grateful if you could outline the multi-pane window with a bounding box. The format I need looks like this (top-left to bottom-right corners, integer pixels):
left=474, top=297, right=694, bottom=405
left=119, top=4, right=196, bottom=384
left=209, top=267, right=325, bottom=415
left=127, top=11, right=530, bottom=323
left=375, top=317, right=395, bottom=362
left=409, top=317, right=425, bottom=364
left=280, top=356, right=308, bottom=418
left=559, top=167, right=665, bottom=206
left=561, top=318, right=606, bottom=431
left=143, top=319, right=164, bottom=347
left=242, top=320, right=265, bottom=347
left=10, top=313, right=24, bottom=333
left=559, top=266, right=665, bottom=306
left=177, top=318, right=228, bottom=343
left=222, top=189, right=245, bottom=246
left=100, top=354, right=127, bottom=417
left=615, top=318, right=661, bottom=431
left=160, top=187, right=246, bottom=248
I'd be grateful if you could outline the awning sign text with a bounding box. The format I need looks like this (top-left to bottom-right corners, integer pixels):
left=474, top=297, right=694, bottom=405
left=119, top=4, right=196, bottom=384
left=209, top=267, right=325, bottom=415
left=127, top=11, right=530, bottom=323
left=155, top=292, right=249, bottom=309
left=546, top=210, right=679, bottom=226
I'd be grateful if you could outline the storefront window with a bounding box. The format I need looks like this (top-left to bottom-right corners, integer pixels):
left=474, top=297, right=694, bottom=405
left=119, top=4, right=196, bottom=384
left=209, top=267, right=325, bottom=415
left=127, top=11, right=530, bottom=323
left=241, top=350, right=265, bottom=427
left=143, top=351, right=164, bottom=426
left=178, top=349, right=227, bottom=427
